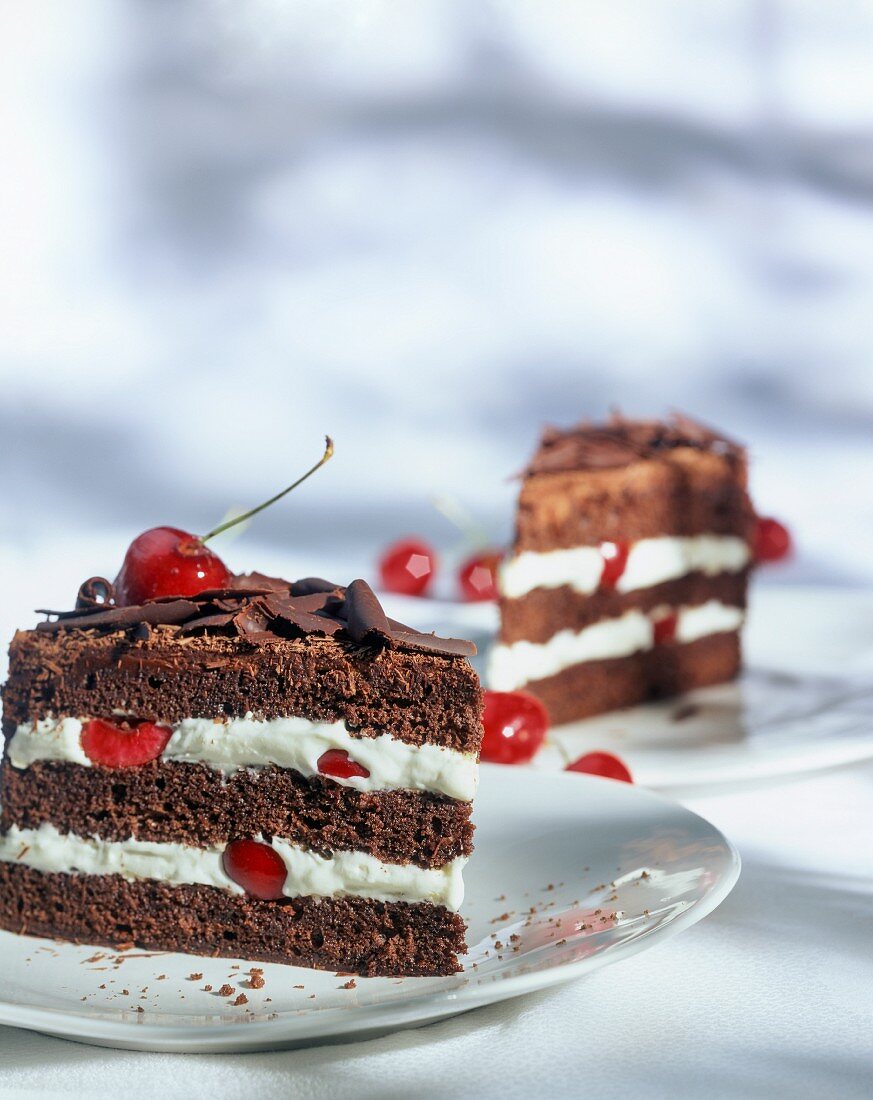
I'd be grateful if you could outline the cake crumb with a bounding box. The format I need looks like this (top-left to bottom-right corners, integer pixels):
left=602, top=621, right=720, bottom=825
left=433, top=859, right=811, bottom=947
left=156, top=974, right=167, bottom=981
left=293, top=984, right=305, bottom=989
left=217, top=984, right=234, bottom=997
left=672, top=703, right=699, bottom=722
left=121, top=989, right=129, bottom=996
left=202, top=984, right=213, bottom=992
left=340, top=979, right=357, bottom=990
left=247, top=973, right=266, bottom=989
left=136, top=1006, right=144, bottom=1014
left=187, top=972, right=203, bottom=981
left=232, top=993, right=248, bottom=1006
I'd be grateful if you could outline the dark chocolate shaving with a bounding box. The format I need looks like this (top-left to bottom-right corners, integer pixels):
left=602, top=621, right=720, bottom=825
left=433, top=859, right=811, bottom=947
left=37, top=600, right=201, bottom=633
left=289, top=577, right=340, bottom=596
left=35, top=572, right=475, bottom=658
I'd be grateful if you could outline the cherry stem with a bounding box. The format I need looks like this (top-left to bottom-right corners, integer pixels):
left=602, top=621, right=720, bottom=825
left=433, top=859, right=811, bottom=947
left=199, top=436, right=334, bottom=545
left=431, top=494, right=490, bottom=549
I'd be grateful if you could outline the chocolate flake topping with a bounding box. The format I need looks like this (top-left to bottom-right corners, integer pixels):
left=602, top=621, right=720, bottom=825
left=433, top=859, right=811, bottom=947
left=525, top=412, right=744, bottom=476
left=36, top=574, right=476, bottom=659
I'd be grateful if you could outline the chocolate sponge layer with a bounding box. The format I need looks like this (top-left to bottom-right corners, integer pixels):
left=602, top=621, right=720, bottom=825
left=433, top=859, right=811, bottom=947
left=0, top=757, right=472, bottom=868
left=514, top=447, right=754, bottom=553
left=0, top=863, right=465, bottom=976
left=4, top=629, right=483, bottom=754
left=521, top=631, right=741, bottom=725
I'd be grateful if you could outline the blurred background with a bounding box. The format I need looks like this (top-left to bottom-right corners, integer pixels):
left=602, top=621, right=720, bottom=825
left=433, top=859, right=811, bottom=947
left=3, top=0, right=873, bottom=631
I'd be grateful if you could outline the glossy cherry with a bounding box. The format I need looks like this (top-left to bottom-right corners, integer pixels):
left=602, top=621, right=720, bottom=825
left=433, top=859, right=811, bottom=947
left=481, top=690, right=549, bottom=765
left=114, top=526, right=231, bottom=605
left=458, top=550, right=502, bottom=602
left=599, top=541, right=630, bottom=589
left=378, top=538, right=436, bottom=597
left=753, top=516, right=791, bottom=563
left=565, top=751, right=633, bottom=783
left=317, top=749, right=370, bottom=780
left=222, top=839, right=287, bottom=900
left=653, top=611, right=678, bottom=645
left=81, top=718, right=172, bottom=768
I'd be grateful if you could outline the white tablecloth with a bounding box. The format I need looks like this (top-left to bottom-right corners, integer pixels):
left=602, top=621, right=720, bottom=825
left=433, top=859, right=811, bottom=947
left=1, top=760, right=870, bottom=1099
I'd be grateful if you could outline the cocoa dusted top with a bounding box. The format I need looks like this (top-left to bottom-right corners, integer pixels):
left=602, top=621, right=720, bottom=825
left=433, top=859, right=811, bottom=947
left=525, top=413, right=745, bottom=476
left=35, top=573, right=476, bottom=659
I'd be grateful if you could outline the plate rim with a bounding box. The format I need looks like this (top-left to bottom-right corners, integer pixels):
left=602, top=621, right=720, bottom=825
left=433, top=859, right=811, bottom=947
left=0, top=769, right=741, bottom=1052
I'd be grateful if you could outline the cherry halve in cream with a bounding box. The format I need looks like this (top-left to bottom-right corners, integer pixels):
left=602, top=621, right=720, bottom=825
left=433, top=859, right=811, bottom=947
left=599, top=541, right=629, bottom=589
left=222, top=839, right=288, bottom=900
left=81, top=718, right=172, bottom=768
left=317, top=749, right=371, bottom=781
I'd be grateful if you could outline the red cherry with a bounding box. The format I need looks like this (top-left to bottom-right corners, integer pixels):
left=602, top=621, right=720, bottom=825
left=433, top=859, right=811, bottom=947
left=115, top=526, right=231, bottom=605
left=566, top=751, right=633, bottom=783
left=653, top=611, right=678, bottom=645
left=378, top=538, right=436, bottom=597
left=599, top=541, right=630, bottom=589
left=753, top=516, right=791, bottom=563
left=81, top=718, right=172, bottom=768
left=481, top=690, right=549, bottom=765
left=222, top=839, right=287, bottom=900
left=317, top=749, right=371, bottom=780
left=458, top=550, right=502, bottom=602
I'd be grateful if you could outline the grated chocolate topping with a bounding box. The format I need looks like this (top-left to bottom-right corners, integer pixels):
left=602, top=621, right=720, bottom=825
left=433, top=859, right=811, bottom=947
left=525, top=412, right=745, bottom=476
left=35, top=574, right=476, bottom=658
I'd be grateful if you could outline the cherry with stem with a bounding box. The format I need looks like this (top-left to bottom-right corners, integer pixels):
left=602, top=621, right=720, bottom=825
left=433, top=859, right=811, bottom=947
left=115, top=437, right=334, bottom=605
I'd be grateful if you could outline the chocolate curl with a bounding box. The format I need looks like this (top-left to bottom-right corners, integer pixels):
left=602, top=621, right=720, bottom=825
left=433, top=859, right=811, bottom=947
left=344, top=579, right=392, bottom=644
left=75, top=577, right=116, bottom=610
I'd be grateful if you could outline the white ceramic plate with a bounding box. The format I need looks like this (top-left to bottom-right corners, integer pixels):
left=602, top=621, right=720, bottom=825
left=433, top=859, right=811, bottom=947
left=383, top=584, right=873, bottom=791
left=0, top=766, right=738, bottom=1053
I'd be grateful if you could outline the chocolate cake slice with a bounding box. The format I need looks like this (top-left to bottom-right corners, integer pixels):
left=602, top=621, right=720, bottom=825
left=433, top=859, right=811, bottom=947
left=0, top=575, right=482, bottom=976
left=489, top=414, right=755, bottom=723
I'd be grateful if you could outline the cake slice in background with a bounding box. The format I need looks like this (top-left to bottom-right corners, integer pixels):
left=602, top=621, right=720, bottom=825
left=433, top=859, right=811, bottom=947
left=0, top=574, right=481, bottom=977
left=488, top=414, right=755, bottom=724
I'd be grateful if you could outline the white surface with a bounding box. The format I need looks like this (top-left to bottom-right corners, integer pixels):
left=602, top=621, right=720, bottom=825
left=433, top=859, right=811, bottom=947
left=499, top=534, right=750, bottom=599
left=0, top=767, right=737, bottom=1055
left=11, top=714, right=478, bottom=801
left=0, top=825, right=466, bottom=911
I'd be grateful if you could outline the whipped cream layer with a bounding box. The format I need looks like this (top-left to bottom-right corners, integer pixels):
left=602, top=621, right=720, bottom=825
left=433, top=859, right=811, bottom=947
left=8, top=714, right=478, bottom=802
left=488, top=600, right=744, bottom=690
left=499, top=535, right=750, bottom=600
left=0, top=823, right=466, bottom=910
